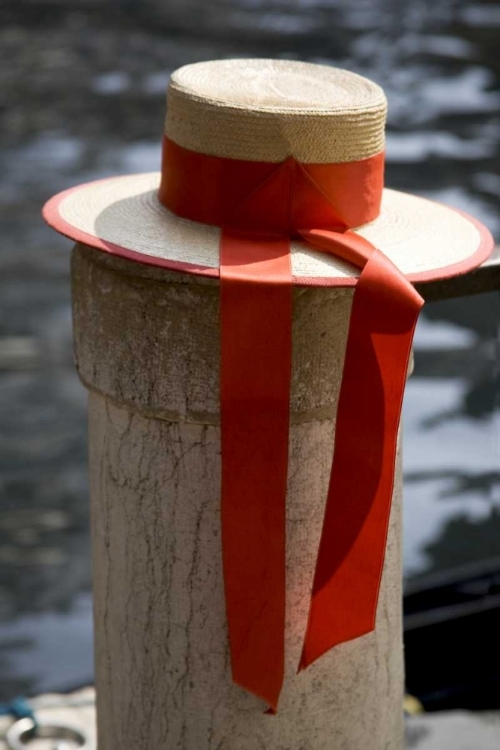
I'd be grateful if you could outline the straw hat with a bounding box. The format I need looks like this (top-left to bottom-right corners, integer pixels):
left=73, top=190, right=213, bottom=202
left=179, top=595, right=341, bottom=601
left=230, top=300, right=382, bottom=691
left=43, top=58, right=493, bottom=284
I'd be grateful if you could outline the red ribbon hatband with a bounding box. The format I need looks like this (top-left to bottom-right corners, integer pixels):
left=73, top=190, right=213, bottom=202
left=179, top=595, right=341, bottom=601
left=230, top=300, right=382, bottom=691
left=159, top=136, right=424, bottom=711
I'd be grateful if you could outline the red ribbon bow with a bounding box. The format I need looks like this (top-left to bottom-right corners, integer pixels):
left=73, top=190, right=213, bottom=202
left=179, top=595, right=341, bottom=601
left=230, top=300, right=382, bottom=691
left=159, top=137, right=424, bottom=711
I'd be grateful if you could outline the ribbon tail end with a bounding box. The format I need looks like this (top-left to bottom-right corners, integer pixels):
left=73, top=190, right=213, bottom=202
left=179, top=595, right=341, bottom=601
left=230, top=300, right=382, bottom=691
left=297, top=643, right=324, bottom=674
left=297, top=648, right=309, bottom=673
left=298, top=619, right=378, bottom=675
left=231, top=670, right=282, bottom=715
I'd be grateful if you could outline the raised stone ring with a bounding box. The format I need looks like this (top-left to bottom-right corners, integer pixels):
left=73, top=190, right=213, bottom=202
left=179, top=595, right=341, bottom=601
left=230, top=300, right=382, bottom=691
left=6, top=717, right=88, bottom=750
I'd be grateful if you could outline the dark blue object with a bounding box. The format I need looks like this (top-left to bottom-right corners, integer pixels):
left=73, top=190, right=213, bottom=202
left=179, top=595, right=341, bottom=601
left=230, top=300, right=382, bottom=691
left=0, top=698, right=37, bottom=726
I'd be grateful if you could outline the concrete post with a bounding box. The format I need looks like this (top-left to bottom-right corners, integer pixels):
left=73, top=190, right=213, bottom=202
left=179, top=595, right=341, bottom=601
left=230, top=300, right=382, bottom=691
left=71, top=242, right=404, bottom=750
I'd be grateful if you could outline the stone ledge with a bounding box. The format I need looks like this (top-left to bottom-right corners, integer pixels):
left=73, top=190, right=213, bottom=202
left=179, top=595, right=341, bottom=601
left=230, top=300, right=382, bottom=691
left=1, top=688, right=499, bottom=749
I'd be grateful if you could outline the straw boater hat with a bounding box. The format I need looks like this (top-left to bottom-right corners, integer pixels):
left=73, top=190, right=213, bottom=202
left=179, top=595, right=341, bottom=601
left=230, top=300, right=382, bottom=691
left=43, top=59, right=494, bottom=712
left=44, top=58, right=492, bottom=282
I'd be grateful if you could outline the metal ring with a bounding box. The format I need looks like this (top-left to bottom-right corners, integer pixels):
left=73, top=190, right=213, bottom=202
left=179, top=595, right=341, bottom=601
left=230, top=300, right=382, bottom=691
left=6, top=717, right=88, bottom=749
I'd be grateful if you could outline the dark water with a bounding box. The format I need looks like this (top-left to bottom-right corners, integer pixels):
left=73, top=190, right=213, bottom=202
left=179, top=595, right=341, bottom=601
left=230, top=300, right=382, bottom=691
left=0, top=0, right=499, bottom=700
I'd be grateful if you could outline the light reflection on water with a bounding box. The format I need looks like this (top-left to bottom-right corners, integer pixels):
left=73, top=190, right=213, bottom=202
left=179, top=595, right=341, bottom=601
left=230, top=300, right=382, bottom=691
left=0, top=0, right=498, bottom=698
left=404, top=376, right=500, bottom=576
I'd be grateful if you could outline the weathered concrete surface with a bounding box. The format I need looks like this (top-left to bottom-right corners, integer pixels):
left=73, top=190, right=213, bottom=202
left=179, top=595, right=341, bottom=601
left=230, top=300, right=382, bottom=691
left=74, top=243, right=404, bottom=749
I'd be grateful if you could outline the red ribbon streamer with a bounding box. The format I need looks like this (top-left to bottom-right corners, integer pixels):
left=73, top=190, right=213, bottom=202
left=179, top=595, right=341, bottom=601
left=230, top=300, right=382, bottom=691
left=159, top=138, right=424, bottom=711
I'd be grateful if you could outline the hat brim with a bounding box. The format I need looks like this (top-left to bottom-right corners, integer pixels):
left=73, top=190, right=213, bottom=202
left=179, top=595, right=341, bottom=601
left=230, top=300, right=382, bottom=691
left=43, top=172, right=494, bottom=287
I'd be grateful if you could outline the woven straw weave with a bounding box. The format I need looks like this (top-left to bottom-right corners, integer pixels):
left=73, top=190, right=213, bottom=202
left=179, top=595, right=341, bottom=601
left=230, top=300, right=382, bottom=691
left=165, top=59, right=387, bottom=163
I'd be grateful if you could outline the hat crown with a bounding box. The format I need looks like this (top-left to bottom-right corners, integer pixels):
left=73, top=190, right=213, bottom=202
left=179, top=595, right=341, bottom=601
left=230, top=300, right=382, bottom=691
left=165, top=59, right=387, bottom=164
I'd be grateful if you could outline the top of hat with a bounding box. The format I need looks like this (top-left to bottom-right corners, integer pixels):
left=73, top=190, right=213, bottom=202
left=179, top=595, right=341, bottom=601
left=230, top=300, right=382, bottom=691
left=165, top=59, right=387, bottom=164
